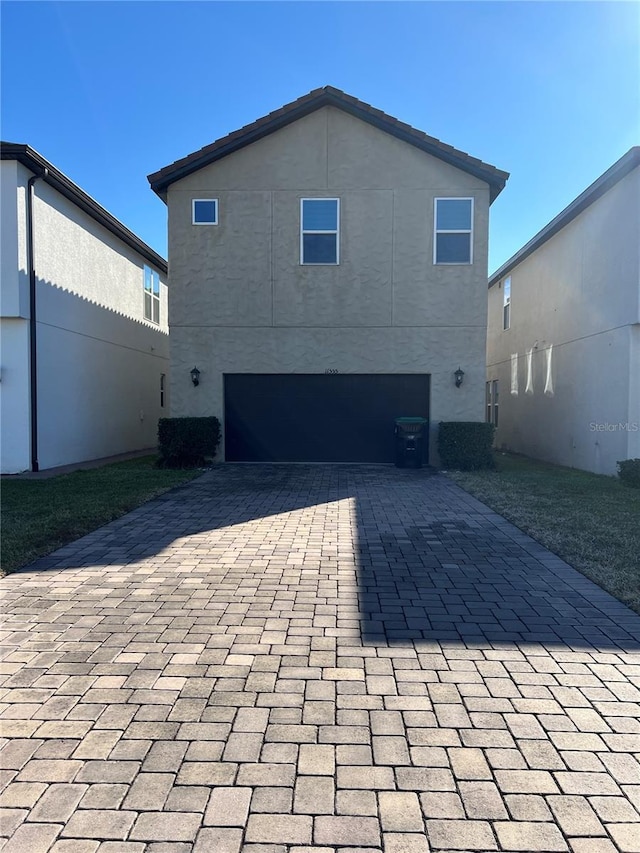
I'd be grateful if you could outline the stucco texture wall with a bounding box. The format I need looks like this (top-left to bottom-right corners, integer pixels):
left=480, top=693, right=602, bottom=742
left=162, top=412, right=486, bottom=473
left=0, top=318, right=31, bottom=473
left=1, top=162, right=170, bottom=472
left=486, top=168, right=640, bottom=475
left=167, top=106, right=492, bottom=462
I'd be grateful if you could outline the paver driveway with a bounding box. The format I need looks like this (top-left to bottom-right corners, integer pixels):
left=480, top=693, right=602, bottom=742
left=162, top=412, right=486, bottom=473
left=1, top=464, right=640, bottom=853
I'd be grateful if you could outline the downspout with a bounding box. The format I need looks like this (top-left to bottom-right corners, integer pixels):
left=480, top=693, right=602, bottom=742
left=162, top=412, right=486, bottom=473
left=27, top=168, right=46, bottom=472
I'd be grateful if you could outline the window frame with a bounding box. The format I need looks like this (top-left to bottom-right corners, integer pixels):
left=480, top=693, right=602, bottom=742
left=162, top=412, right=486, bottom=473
left=433, top=197, right=474, bottom=265
left=503, top=275, right=511, bottom=330
left=486, top=379, right=499, bottom=426
left=143, top=265, right=161, bottom=326
left=300, top=198, right=340, bottom=266
left=192, top=198, right=219, bottom=226
left=492, top=379, right=499, bottom=427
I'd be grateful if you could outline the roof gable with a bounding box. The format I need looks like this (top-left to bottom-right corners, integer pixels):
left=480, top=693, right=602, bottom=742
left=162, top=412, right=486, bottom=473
left=148, top=86, right=509, bottom=203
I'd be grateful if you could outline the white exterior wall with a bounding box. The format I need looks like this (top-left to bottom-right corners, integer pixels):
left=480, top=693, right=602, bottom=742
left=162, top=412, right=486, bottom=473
left=486, top=167, right=640, bottom=475
left=0, top=318, right=31, bottom=472
left=0, top=159, right=169, bottom=473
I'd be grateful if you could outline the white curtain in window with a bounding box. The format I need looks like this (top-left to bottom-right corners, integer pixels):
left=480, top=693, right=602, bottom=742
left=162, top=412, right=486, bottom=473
left=510, top=353, right=519, bottom=395
left=544, top=345, right=554, bottom=395
left=525, top=348, right=534, bottom=394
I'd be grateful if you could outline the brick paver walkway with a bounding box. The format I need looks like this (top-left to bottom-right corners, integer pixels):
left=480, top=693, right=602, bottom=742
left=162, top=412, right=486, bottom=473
left=1, top=464, right=639, bottom=852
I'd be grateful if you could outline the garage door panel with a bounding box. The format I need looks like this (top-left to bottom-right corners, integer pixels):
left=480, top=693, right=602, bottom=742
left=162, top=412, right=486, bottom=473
left=224, top=374, right=429, bottom=462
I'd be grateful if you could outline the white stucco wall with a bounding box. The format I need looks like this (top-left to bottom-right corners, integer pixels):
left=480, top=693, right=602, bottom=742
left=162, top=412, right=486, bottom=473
left=1, top=158, right=169, bottom=473
left=0, top=161, right=28, bottom=318
left=167, top=106, right=493, bottom=462
left=0, top=318, right=31, bottom=472
left=487, top=167, right=640, bottom=474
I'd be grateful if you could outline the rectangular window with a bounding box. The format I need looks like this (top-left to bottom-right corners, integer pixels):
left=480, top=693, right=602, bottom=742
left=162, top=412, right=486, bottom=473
left=486, top=380, right=499, bottom=426
left=434, top=198, right=473, bottom=264
left=492, top=380, right=499, bottom=427
left=301, top=198, right=339, bottom=265
left=144, top=266, right=160, bottom=324
left=192, top=198, right=218, bottom=225
left=503, top=276, right=511, bottom=330
left=160, top=374, right=165, bottom=408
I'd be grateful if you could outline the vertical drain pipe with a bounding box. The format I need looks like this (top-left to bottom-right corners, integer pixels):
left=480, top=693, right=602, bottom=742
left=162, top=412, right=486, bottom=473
left=27, top=169, right=45, bottom=471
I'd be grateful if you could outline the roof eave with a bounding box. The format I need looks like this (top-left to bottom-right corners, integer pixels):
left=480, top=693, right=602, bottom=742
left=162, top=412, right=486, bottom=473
left=488, top=146, right=640, bottom=288
left=148, top=90, right=509, bottom=203
left=2, top=142, right=168, bottom=274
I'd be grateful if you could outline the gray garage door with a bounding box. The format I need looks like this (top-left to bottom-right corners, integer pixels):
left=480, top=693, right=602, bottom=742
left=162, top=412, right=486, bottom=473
left=224, top=373, right=430, bottom=463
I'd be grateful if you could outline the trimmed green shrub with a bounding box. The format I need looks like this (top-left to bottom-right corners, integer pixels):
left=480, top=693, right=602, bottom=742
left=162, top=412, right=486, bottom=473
left=158, top=417, right=221, bottom=468
left=617, top=458, right=640, bottom=488
left=438, top=421, right=495, bottom=471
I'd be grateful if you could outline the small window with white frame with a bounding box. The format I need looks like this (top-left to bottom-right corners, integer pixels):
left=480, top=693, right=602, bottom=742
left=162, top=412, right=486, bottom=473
left=143, top=265, right=160, bottom=324
left=434, top=198, right=473, bottom=264
left=301, top=198, right=339, bottom=265
left=192, top=198, right=218, bottom=225
left=503, top=276, right=511, bottom=330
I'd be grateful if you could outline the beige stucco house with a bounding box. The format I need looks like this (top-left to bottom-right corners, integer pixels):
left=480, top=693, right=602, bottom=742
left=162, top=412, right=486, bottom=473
left=486, top=147, right=640, bottom=475
left=1, top=143, right=169, bottom=473
left=148, top=86, right=508, bottom=463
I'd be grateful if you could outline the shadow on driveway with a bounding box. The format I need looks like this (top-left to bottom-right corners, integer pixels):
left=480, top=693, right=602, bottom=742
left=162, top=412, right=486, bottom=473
left=14, top=464, right=640, bottom=654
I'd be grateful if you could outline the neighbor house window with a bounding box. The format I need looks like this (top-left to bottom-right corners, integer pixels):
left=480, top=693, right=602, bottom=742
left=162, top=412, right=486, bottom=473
left=492, top=380, right=499, bottom=427
left=434, top=198, right=473, bottom=264
left=301, top=198, right=339, bottom=264
left=503, top=276, right=511, bottom=330
left=192, top=199, right=218, bottom=225
left=486, top=380, right=499, bottom=426
left=144, top=266, right=160, bottom=324
left=160, top=374, right=166, bottom=408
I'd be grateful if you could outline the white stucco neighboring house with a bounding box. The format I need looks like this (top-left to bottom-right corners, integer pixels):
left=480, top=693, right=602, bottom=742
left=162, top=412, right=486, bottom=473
left=1, top=143, right=169, bottom=473
left=148, top=86, right=508, bottom=464
left=486, top=147, right=640, bottom=475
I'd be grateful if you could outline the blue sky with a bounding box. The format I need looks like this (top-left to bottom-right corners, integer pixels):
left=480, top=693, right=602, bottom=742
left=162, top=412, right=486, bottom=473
left=1, top=1, right=638, bottom=272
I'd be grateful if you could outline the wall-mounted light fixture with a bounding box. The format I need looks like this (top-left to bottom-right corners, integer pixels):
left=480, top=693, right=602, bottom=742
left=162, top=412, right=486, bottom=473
left=190, top=366, right=201, bottom=387
left=454, top=367, right=465, bottom=388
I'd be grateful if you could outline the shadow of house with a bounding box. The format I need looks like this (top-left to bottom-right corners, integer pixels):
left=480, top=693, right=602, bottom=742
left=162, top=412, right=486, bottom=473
left=16, top=465, right=640, bottom=655
left=33, top=277, right=168, bottom=470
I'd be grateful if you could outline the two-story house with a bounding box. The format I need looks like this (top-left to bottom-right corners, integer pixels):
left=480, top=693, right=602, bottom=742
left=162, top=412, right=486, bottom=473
left=1, top=143, right=169, bottom=473
left=148, top=87, right=508, bottom=464
left=486, top=147, right=639, bottom=475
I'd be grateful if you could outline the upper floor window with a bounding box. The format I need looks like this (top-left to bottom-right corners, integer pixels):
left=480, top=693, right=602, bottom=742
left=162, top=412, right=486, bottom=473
left=301, top=199, right=339, bottom=265
left=503, top=276, right=511, bottom=330
left=144, top=265, right=160, bottom=324
left=192, top=199, right=218, bottom=225
left=434, top=198, right=473, bottom=264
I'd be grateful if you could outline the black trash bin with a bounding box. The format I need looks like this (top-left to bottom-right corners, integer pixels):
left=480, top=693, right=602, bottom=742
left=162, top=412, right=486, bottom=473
left=394, top=417, right=428, bottom=468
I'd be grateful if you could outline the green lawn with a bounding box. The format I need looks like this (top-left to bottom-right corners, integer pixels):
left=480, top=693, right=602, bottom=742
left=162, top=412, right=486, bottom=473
left=448, top=453, right=640, bottom=615
left=1, top=457, right=201, bottom=574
